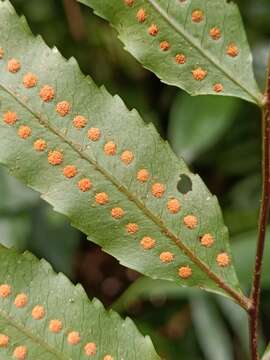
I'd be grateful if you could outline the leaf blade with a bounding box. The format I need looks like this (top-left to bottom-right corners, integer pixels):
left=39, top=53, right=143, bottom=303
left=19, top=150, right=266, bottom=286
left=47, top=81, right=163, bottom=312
left=0, top=0, right=246, bottom=305
left=168, top=93, right=239, bottom=162
left=191, top=294, right=234, bottom=360
left=79, top=0, right=263, bottom=105
left=0, top=245, right=160, bottom=359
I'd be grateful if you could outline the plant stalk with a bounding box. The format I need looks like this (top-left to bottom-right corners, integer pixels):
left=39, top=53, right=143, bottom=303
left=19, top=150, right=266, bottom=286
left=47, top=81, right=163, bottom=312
left=249, top=63, right=270, bottom=360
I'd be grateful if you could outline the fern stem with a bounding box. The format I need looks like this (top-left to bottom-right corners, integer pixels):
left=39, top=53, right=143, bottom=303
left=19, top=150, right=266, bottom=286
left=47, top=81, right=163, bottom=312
left=249, top=60, right=270, bottom=360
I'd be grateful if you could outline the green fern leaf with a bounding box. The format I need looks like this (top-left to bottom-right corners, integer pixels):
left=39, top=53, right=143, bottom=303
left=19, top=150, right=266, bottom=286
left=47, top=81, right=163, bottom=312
left=0, top=245, right=160, bottom=359
left=79, top=0, right=263, bottom=106
left=0, top=0, right=248, bottom=308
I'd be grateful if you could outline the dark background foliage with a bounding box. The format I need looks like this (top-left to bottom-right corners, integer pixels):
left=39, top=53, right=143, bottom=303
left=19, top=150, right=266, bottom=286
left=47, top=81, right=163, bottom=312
left=1, top=1, right=270, bottom=359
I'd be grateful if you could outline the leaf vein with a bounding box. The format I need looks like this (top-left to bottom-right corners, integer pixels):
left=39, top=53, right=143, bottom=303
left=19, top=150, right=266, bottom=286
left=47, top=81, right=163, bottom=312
left=0, top=81, right=248, bottom=308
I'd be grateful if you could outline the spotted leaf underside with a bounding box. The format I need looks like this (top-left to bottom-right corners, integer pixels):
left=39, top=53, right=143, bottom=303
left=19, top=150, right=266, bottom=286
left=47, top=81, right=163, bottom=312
left=0, top=246, right=160, bottom=360
left=0, top=0, right=244, bottom=304
left=79, top=0, right=263, bottom=105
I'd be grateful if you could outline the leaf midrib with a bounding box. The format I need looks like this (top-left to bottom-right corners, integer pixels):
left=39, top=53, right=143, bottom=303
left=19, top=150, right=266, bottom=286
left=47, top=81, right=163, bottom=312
left=146, top=0, right=262, bottom=106
left=0, top=82, right=247, bottom=309
left=0, top=307, right=70, bottom=360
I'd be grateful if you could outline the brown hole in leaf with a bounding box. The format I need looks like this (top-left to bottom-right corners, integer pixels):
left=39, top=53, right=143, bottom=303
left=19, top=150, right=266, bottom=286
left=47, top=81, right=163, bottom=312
left=177, top=174, right=192, bottom=194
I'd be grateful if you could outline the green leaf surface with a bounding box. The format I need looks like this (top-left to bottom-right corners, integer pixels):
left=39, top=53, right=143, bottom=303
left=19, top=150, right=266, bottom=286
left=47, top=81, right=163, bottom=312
left=0, top=245, right=160, bottom=359
left=217, top=297, right=249, bottom=357
left=168, top=93, right=239, bottom=163
left=263, top=344, right=270, bottom=360
left=113, top=276, right=195, bottom=313
left=0, top=217, right=30, bottom=249
left=114, top=278, right=250, bottom=358
left=114, top=227, right=270, bottom=313
left=0, top=0, right=244, bottom=304
left=191, top=294, right=234, bottom=360
left=0, top=167, right=39, bottom=213
left=29, top=205, right=80, bottom=277
left=79, top=0, right=263, bottom=105
left=232, top=227, right=270, bottom=289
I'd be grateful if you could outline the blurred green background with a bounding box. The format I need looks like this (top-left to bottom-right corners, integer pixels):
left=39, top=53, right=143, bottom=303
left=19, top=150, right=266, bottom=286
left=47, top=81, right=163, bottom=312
left=1, top=0, right=270, bottom=359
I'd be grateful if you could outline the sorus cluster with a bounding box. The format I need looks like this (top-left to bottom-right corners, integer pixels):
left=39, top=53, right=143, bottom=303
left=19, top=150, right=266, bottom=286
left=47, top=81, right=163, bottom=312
left=0, top=283, right=114, bottom=359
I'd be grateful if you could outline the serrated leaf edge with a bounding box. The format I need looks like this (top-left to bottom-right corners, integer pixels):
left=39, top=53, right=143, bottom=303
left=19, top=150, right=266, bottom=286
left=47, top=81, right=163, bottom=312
left=0, top=0, right=248, bottom=309
left=0, top=245, right=158, bottom=359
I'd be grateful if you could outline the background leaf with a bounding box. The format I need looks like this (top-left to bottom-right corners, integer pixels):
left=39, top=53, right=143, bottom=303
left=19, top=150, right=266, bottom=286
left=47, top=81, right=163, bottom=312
left=0, top=0, right=244, bottom=303
left=79, top=0, right=263, bottom=105
left=191, top=294, right=234, bottom=360
left=112, top=276, right=251, bottom=360
left=231, top=227, right=270, bottom=289
left=0, top=167, right=39, bottom=213
left=263, top=343, right=270, bottom=360
left=0, top=166, right=79, bottom=277
left=0, top=245, right=160, bottom=359
left=168, top=93, right=239, bottom=163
